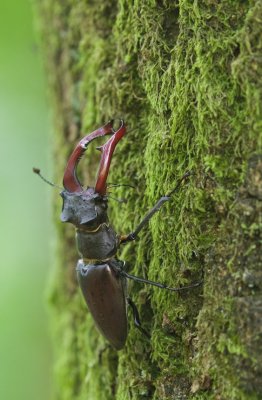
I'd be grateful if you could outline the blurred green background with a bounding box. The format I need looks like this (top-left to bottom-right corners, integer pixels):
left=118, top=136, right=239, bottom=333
left=0, top=1, right=53, bottom=399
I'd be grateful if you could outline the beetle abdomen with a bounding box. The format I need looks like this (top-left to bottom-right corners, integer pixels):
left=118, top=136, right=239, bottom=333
left=76, top=223, right=119, bottom=260
left=76, top=260, right=127, bottom=350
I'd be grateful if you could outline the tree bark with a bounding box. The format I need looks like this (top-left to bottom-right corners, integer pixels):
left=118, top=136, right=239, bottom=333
left=37, top=1, right=262, bottom=399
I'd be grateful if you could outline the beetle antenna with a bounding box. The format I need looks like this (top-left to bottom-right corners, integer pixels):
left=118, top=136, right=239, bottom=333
left=107, top=194, right=127, bottom=204
left=33, top=167, right=62, bottom=190
left=107, top=183, right=135, bottom=189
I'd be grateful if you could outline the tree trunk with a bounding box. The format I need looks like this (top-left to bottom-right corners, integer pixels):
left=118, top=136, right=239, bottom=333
left=37, top=1, right=262, bottom=399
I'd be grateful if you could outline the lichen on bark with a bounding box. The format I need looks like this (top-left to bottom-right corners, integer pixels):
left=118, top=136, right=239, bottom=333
left=36, top=1, right=262, bottom=399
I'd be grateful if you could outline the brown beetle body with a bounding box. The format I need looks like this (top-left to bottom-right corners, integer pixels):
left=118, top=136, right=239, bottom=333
left=76, top=260, right=127, bottom=350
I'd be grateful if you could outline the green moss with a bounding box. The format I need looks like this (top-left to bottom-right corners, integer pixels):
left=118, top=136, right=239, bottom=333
left=36, top=0, right=262, bottom=398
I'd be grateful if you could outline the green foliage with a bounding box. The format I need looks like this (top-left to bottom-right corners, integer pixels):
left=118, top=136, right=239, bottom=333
left=37, top=0, right=262, bottom=399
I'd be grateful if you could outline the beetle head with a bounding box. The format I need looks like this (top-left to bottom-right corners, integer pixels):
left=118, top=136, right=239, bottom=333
left=60, top=120, right=126, bottom=227
left=60, top=188, right=108, bottom=226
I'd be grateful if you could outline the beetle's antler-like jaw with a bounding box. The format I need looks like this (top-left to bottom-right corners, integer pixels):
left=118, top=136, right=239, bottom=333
left=63, top=121, right=114, bottom=192
left=62, top=120, right=126, bottom=194
left=95, top=120, right=126, bottom=195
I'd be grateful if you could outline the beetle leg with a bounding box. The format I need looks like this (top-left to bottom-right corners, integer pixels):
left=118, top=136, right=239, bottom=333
left=127, top=298, right=150, bottom=339
left=98, top=344, right=111, bottom=364
left=120, top=171, right=192, bottom=244
left=121, top=270, right=203, bottom=292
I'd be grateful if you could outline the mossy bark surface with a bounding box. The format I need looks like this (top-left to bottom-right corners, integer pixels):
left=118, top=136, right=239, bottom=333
left=37, top=1, right=262, bottom=399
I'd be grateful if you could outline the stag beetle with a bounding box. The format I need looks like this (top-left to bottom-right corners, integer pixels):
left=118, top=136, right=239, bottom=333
left=34, top=119, right=201, bottom=350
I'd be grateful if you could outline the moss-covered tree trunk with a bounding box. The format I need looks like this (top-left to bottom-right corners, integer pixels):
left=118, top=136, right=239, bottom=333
left=37, top=1, right=262, bottom=399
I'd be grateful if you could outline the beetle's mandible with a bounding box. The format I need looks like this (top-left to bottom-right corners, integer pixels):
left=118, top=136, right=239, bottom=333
left=34, top=119, right=201, bottom=350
